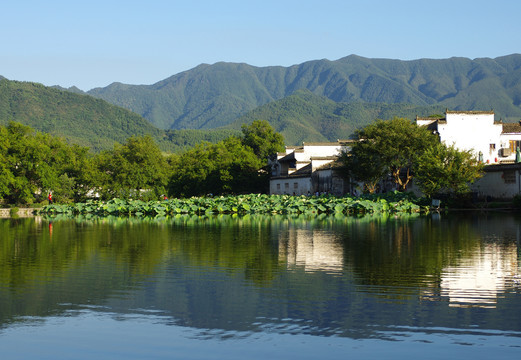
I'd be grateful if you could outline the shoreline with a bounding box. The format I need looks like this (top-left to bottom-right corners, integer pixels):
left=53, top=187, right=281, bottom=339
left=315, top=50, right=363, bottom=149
left=0, top=208, right=38, bottom=218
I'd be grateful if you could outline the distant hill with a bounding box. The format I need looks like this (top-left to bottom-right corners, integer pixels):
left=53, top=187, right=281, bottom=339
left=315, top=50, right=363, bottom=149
left=4, top=54, right=521, bottom=151
left=86, top=54, right=521, bottom=130
left=228, top=90, right=447, bottom=145
left=0, top=79, right=237, bottom=152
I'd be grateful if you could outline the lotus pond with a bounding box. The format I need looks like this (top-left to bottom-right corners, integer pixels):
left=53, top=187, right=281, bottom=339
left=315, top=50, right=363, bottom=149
left=38, top=192, right=427, bottom=217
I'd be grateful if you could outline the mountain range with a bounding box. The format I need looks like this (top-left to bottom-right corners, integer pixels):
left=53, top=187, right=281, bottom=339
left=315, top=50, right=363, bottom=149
left=85, top=54, right=521, bottom=130
left=2, top=54, right=521, bottom=151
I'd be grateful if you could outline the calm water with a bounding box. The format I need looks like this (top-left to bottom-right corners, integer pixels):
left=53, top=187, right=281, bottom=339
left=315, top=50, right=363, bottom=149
left=0, top=213, right=520, bottom=359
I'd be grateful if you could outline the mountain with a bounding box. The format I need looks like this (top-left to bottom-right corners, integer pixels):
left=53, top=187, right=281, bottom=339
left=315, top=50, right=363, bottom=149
left=87, top=55, right=521, bottom=130
left=229, top=90, right=446, bottom=145
left=0, top=79, right=237, bottom=152
left=4, top=54, right=521, bottom=151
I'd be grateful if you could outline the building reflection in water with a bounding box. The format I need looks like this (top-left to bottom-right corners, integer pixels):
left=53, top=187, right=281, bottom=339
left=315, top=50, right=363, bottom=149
left=278, top=228, right=344, bottom=275
left=276, top=220, right=520, bottom=309
left=439, top=243, right=520, bottom=308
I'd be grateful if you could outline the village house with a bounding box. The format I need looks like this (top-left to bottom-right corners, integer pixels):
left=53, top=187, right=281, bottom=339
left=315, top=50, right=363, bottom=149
left=416, top=110, right=521, bottom=164
left=269, top=141, right=354, bottom=196
left=270, top=110, right=521, bottom=200
left=416, top=110, right=521, bottom=199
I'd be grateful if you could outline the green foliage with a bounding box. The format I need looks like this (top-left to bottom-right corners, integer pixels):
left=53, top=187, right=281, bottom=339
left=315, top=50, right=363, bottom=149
left=164, top=128, right=241, bottom=152
left=0, top=122, right=94, bottom=204
left=413, top=143, right=484, bottom=197
left=344, top=118, right=438, bottom=191
left=96, top=135, right=170, bottom=200
left=0, top=121, right=286, bottom=205
left=241, top=119, right=285, bottom=161
left=0, top=78, right=236, bottom=153
left=39, top=192, right=426, bottom=217
left=231, top=90, right=447, bottom=145
left=87, top=55, right=521, bottom=132
left=0, top=79, right=166, bottom=152
left=168, top=137, right=264, bottom=197
left=339, top=147, right=386, bottom=194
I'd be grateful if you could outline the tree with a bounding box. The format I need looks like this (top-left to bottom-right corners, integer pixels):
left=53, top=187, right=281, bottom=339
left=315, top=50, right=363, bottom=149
left=96, top=135, right=170, bottom=200
left=0, top=125, right=15, bottom=199
left=339, top=146, right=386, bottom=194
left=241, top=120, right=285, bottom=162
left=345, top=118, right=438, bottom=191
left=0, top=122, right=93, bottom=204
left=168, top=137, right=263, bottom=197
left=413, top=143, right=484, bottom=197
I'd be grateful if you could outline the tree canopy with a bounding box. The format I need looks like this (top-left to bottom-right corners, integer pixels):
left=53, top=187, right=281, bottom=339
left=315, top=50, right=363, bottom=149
left=342, top=117, right=483, bottom=196
left=413, top=143, right=484, bottom=197
left=241, top=120, right=285, bottom=161
left=345, top=117, right=438, bottom=191
left=168, top=137, right=264, bottom=198
left=95, top=135, right=170, bottom=200
left=0, top=119, right=289, bottom=205
left=0, top=122, right=93, bottom=204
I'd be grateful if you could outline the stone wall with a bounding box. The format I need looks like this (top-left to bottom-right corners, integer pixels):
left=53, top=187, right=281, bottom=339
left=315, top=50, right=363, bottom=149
left=0, top=208, right=37, bottom=217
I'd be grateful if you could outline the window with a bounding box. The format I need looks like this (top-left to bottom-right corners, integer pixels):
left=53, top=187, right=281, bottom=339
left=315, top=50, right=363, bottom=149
left=293, top=182, right=298, bottom=189
left=277, top=184, right=281, bottom=190
left=489, top=143, right=496, bottom=153
left=510, top=140, right=521, bottom=152
left=285, top=183, right=289, bottom=190
left=503, top=171, right=516, bottom=184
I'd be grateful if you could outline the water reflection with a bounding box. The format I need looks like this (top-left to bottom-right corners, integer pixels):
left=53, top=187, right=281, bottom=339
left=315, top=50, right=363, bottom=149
left=278, top=228, right=344, bottom=274
left=0, top=213, right=520, bottom=357
left=439, top=243, right=519, bottom=308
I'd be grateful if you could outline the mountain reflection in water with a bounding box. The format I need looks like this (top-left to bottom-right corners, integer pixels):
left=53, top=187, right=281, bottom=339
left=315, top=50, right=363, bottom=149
left=0, top=213, right=520, bottom=359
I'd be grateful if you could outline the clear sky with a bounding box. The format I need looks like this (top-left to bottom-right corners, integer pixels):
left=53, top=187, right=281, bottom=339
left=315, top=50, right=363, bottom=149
left=1, top=0, right=520, bottom=91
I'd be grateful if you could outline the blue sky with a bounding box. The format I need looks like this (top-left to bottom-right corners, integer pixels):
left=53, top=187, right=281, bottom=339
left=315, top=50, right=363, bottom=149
left=1, top=0, right=520, bottom=91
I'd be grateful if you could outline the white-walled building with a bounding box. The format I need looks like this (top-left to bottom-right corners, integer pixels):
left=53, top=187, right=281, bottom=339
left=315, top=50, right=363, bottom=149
left=269, top=110, right=521, bottom=199
left=417, top=110, right=521, bottom=164
left=269, top=141, right=353, bottom=196
left=416, top=110, right=521, bottom=199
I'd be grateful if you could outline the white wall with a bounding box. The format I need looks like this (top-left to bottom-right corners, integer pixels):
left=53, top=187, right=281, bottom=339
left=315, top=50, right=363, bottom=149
left=270, top=177, right=313, bottom=195
left=439, top=112, right=502, bottom=164
left=499, top=133, right=521, bottom=162
left=301, top=144, right=343, bottom=158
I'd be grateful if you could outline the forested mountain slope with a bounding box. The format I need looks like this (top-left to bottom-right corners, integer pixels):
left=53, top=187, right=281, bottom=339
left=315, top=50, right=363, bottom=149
left=87, top=54, right=521, bottom=130
left=229, top=90, right=446, bottom=145
left=0, top=79, right=237, bottom=152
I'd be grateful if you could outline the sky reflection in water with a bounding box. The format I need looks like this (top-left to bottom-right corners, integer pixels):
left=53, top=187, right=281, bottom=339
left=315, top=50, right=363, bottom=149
left=0, top=213, right=520, bottom=359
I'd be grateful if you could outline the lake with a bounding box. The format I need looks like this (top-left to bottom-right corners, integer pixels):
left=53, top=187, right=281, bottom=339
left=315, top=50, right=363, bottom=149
left=1, top=212, right=520, bottom=359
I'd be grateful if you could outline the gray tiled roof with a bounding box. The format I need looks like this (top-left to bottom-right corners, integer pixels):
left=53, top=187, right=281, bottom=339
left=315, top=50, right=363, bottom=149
left=502, top=122, right=521, bottom=134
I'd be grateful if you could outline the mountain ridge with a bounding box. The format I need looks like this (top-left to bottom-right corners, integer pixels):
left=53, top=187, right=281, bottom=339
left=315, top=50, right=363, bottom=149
left=84, top=54, right=521, bottom=130
left=0, top=79, right=238, bottom=152
left=3, top=54, right=521, bottom=150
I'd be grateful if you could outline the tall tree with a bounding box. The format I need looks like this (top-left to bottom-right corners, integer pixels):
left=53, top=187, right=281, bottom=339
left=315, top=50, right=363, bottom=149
left=0, top=122, right=93, bottom=204
left=241, top=120, right=285, bottom=162
left=168, top=137, right=263, bottom=197
left=413, top=143, right=484, bottom=197
left=339, top=146, right=386, bottom=194
left=345, top=118, right=438, bottom=191
left=96, top=135, right=170, bottom=200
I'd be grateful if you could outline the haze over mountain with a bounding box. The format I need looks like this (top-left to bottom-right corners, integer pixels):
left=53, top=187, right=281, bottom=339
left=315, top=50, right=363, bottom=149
left=86, top=54, right=521, bottom=130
